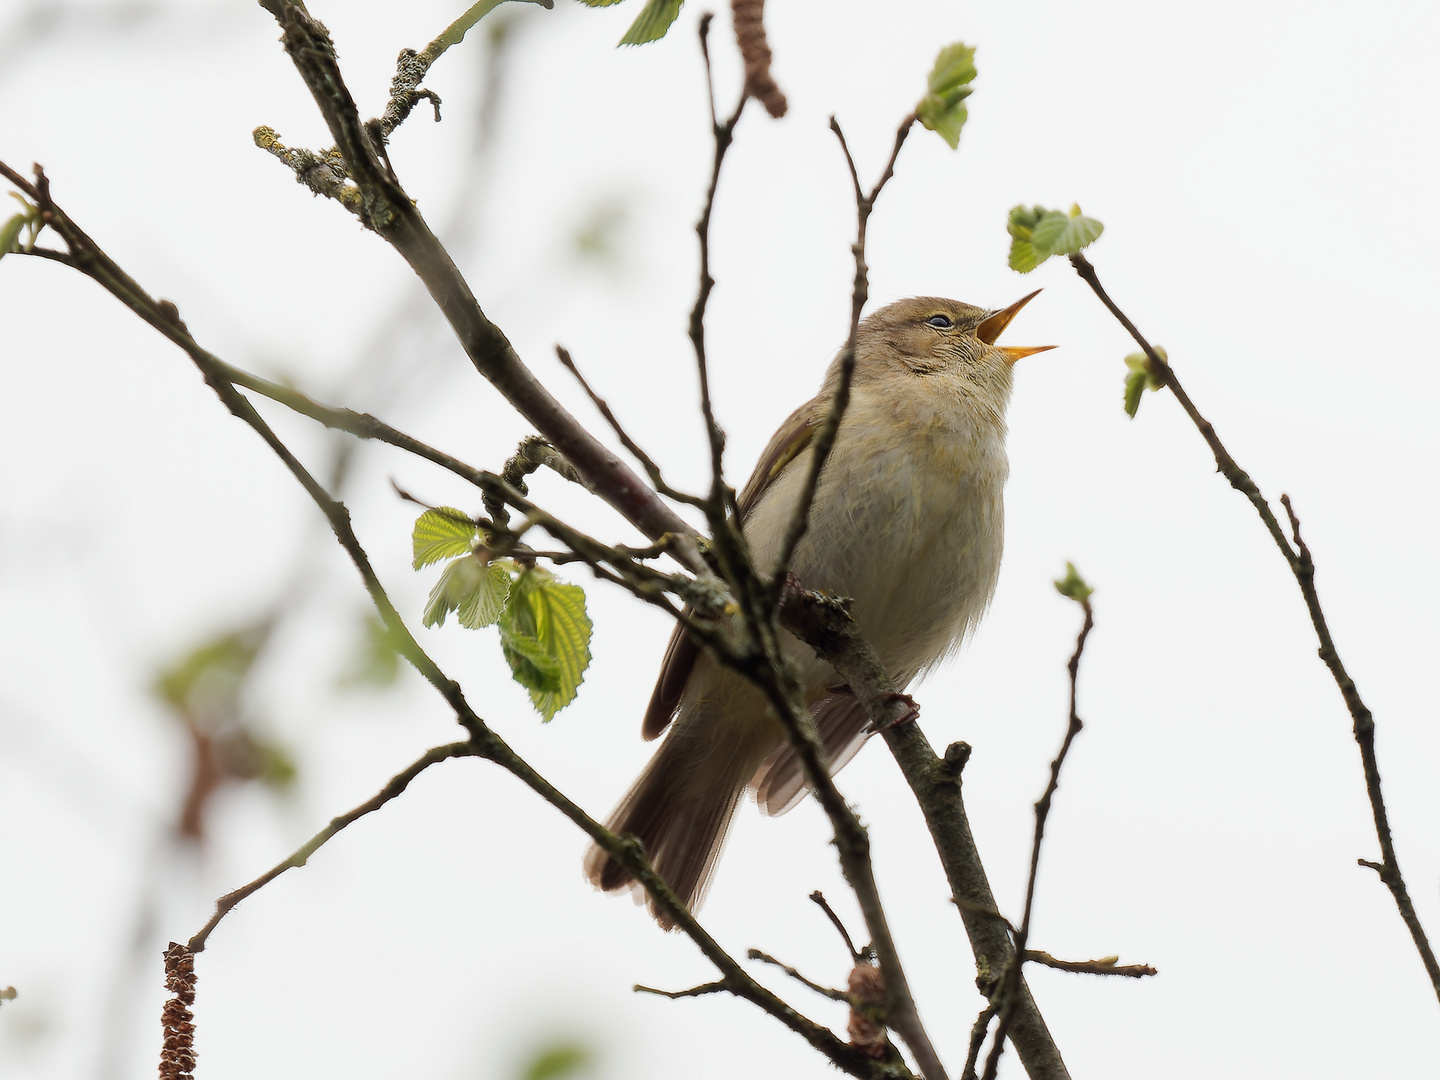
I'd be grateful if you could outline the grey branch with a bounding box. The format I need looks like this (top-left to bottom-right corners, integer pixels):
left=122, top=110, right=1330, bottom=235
left=1069, top=251, right=1440, bottom=1004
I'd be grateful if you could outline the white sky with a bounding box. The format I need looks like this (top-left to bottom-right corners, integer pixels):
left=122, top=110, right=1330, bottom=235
left=2, top=1, right=1438, bottom=1078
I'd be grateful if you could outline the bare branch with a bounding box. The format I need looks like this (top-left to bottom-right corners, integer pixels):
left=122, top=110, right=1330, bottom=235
left=484, top=434, right=584, bottom=528
left=981, top=597, right=1092, bottom=1080
left=960, top=1004, right=996, bottom=1080
left=1070, top=252, right=1440, bottom=1003
left=634, top=980, right=730, bottom=1000
left=811, top=889, right=866, bottom=962
left=253, top=4, right=710, bottom=576
left=782, top=585, right=1071, bottom=1080
left=1021, top=951, right=1156, bottom=979
left=189, top=741, right=481, bottom=952
left=748, top=949, right=852, bottom=1003
left=7, top=171, right=906, bottom=1079
left=690, top=14, right=747, bottom=513
left=770, top=113, right=915, bottom=593
left=555, top=344, right=708, bottom=509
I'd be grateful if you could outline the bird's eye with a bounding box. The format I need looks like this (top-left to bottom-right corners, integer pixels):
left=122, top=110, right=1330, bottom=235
left=926, top=314, right=952, bottom=328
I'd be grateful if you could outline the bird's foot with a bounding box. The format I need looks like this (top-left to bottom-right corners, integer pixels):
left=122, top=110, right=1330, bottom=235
left=866, top=692, right=920, bottom=733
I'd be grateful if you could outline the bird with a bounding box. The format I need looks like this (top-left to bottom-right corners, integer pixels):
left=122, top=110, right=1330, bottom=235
left=584, top=292, right=1051, bottom=927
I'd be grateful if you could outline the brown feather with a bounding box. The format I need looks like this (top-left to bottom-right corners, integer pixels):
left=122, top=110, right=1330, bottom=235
left=639, top=401, right=821, bottom=741
left=752, top=695, right=873, bottom=816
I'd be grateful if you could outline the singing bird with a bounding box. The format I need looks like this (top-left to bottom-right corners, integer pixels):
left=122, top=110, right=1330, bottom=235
left=585, top=293, right=1051, bottom=926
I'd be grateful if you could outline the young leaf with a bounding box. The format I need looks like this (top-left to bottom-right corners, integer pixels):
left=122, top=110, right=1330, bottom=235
left=618, top=0, right=682, bottom=46
left=1006, top=203, right=1105, bottom=272
left=423, top=555, right=510, bottom=628
left=0, top=212, right=26, bottom=261
left=1049, top=204, right=1104, bottom=255
left=412, top=506, right=477, bottom=569
left=457, top=559, right=513, bottom=629
left=1123, top=369, right=1148, bottom=418
left=1122, top=346, right=1167, bottom=417
left=499, top=567, right=593, bottom=720
left=1053, top=562, right=1094, bottom=604
left=917, top=42, right=977, bottom=149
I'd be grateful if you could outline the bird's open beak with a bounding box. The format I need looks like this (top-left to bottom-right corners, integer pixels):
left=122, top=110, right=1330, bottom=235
left=976, top=289, right=1056, bottom=365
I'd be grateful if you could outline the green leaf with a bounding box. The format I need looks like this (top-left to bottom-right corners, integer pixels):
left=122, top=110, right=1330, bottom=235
left=412, top=506, right=477, bottom=569
left=338, top=613, right=404, bottom=689
left=1027, top=209, right=1073, bottom=254
left=618, top=0, right=682, bottom=45
left=917, top=42, right=977, bottom=149
left=522, top=1043, right=594, bottom=1080
left=926, top=42, right=978, bottom=97
left=1048, top=204, right=1104, bottom=255
left=1008, top=239, right=1041, bottom=274
left=1005, top=203, right=1105, bottom=273
left=154, top=622, right=272, bottom=715
left=1122, top=346, right=1166, bottom=417
left=574, top=0, right=623, bottom=5
left=499, top=568, right=593, bottom=720
left=457, top=559, right=513, bottom=629
left=0, top=213, right=25, bottom=260
left=1123, top=369, right=1148, bottom=417
left=422, top=556, right=513, bottom=629
left=1053, top=562, right=1094, bottom=603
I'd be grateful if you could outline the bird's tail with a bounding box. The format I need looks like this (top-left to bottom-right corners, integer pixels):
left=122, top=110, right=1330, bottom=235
left=584, top=718, right=762, bottom=930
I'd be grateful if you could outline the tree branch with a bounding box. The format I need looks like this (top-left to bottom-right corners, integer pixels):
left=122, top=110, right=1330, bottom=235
left=1069, top=252, right=1440, bottom=1003
left=256, top=2, right=709, bottom=576
left=981, top=599, right=1092, bottom=1080
left=7, top=164, right=906, bottom=1080
left=770, top=113, right=914, bottom=594
left=188, top=741, right=482, bottom=952
left=781, top=585, right=1072, bottom=1080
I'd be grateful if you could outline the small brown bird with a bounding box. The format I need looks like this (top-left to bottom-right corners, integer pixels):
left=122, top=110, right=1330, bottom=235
left=585, top=293, right=1050, bottom=925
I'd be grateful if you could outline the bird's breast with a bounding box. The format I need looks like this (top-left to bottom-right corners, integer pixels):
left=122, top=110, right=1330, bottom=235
left=747, top=387, right=1008, bottom=684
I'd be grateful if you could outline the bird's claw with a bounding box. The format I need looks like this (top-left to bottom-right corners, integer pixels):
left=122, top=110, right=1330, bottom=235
left=866, top=692, right=920, bottom=733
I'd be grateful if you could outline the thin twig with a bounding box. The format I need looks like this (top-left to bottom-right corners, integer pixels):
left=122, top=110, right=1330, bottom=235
left=770, top=113, right=915, bottom=594
left=1070, top=252, right=1440, bottom=1003
left=811, top=889, right=865, bottom=962
left=484, top=434, right=584, bottom=527
left=690, top=13, right=747, bottom=515
left=1021, top=950, right=1156, bottom=979
left=748, top=949, right=852, bottom=1003
left=555, top=344, right=707, bottom=509
left=981, top=597, right=1092, bottom=1080
left=960, top=1004, right=997, bottom=1080
left=251, top=5, right=711, bottom=576
left=188, top=741, right=481, bottom=952
left=634, top=980, right=730, bottom=1000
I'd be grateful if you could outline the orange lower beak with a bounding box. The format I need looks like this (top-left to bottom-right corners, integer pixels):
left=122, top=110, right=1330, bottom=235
left=976, top=289, right=1054, bottom=364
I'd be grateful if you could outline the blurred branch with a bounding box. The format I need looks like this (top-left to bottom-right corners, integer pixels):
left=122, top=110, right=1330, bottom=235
left=1069, top=251, right=1440, bottom=1004
left=981, top=596, right=1092, bottom=1080
left=731, top=0, right=787, bottom=118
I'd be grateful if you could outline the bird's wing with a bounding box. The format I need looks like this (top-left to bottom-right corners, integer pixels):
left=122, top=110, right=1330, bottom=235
left=736, top=398, right=820, bottom=520
left=640, top=398, right=822, bottom=740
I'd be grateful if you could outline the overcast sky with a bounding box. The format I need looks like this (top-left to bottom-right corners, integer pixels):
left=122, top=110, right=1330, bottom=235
left=2, top=1, right=1438, bottom=1078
